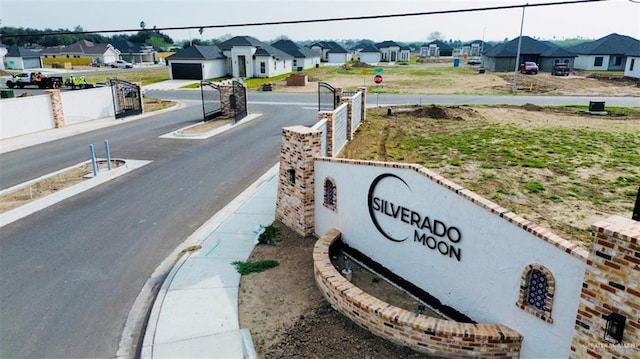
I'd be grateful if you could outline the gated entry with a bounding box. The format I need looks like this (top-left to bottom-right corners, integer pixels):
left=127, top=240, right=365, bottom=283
left=318, top=81, right=337, bottom=111
left=231, top=80, right=247, bottom=122
left=200, top=80, right=222, bottom=121
left=110, top=79, right=142, bottom=119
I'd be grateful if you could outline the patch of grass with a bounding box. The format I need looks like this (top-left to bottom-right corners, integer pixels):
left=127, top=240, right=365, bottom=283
left=81, top=68, right=170, bottom=86
left=524, top=181, right=546, bottom=193
left=243, top=73, right=295, bottom=90
left=232, top=260, right=279, bottom=275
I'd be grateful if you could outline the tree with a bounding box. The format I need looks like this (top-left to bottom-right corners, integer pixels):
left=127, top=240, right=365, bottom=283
left=427, top=31, right=444, bottom=41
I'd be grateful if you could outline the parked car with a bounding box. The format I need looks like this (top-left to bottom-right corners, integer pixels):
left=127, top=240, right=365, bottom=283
left=551, top=63, right=571, bottom=76
left=519, top=62, right=539, bottom=75
left=110, top=60, right=134, bottom=69
left=467, top=57, right=482, bottom=65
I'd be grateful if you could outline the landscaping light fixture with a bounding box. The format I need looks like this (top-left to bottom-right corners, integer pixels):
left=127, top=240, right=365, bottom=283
left=603, top=312, right=626, bottom=344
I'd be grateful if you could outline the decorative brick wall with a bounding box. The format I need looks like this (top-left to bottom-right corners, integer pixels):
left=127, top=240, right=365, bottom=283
left=313, top=228, right=523, bottom=358
left=318, top=111, right=334, bottom=156
left=570, top=215, right=640, bottom=358
left=275, top=126, right=321, bottom=236
left=358, top=87, right=367, bottom=124
left=45, top=89, right=65, bottom=128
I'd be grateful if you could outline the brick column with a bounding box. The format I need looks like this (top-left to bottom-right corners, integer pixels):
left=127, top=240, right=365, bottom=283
left=334, top=87, right=343, bottom=109
left=358, top=86, right=367, bottom=123
left=318, top=111, right=334, bottom=156
left=45, top=89, right=65, bottom=128
left=570, top=215, right=640, bottom=358
left=341, top=96, right=354, bottom=140
left=219, top=84, right=233, bottom=119
left=275, top=126, right=322, bottom=237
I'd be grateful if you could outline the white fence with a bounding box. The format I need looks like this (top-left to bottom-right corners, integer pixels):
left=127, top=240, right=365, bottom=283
left=332, top=103, right=348, bottom=156
left=0, top=86, right=116, bottom=140
left=351, top=91, right=362, bottom=135
left=312, top=117, right=328, bottom=157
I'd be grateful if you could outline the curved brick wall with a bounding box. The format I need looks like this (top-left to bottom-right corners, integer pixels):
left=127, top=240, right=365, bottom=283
left=313, top=228, right=523, bottom=358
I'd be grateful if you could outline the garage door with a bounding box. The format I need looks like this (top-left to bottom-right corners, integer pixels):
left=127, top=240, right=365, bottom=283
left=171, top=63, right=202, bottom=80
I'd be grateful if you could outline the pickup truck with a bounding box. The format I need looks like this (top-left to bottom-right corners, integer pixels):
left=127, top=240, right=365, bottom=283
left=5, top=71, right=64, bottom=89
left=551, top=63, right=570, bottom=76
left=519, top=62, right=539, bottom=75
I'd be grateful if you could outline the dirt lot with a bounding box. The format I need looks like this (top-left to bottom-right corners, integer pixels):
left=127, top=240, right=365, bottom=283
left=270, top=63, right=640, bottom=97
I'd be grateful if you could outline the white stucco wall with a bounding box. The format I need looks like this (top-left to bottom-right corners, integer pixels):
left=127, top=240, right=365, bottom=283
left=0, top=94, right=54, bottom=139
left=314, top=161, right=587, bottom=359
left=202, top=60, right=227, bottom=79
left=624, top=56, right=640, bottom=79
left=573, top=54, right=610, bottom=70
left=61, top=87, right=114, bottom=124
left=225, top=46, right=256, bottom=78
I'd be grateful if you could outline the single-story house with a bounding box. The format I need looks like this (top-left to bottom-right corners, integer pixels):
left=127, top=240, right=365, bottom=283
left=482, top=36, right=576, bottom=72
left=166, top=45, right=227, bottom=80
left=109, top=40, right=157, bottom=64
left=358, top=45, right=381, bottom=65
left=420, top=40, right=453, bottom=57
left=568, top=33, right=640, bottom=71
left=310, top=41, right=351, bottom=64
left=217, top=36, right=293, bottom=78
left=461, top=40, right=491, bottom=57
left=41, top=40, right=120, bottom=66
left=271, top=39, right=321, bottom=71
left=375, top=40, right=410, bottom=62
left=3, top=45, right=43, bottom=70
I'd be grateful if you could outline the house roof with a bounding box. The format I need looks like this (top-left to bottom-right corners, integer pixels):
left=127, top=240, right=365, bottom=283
left=484, top=36, right=576, bottom=58
left=218, top=36, right=293, bottom=59
left=462, top=40, right=493, bottom=52
left=310, top=41, right=349, bottom=54
left=567, top=33, right=640, bottom=56
left=166, top=45, right=225, bottom=60
left=375, top=40, right=401, bottom=49
left=5, top=45, right=41, bottom=58
left=271, top=39, right=319, bottom=59
left=42, top=40, right=117, bottom=56
left=359, top=45, right=381, bottom=53
left=109, top=40, right=154, bottom=54
left=424, top=40, right=453, bottom=50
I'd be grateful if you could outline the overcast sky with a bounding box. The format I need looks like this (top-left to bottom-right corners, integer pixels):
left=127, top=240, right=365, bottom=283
left=1, top=0, right=638, bottom=43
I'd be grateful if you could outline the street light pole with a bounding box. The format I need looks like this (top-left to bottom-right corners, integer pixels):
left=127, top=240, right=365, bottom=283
left=511, top=5, right=526, bottom=93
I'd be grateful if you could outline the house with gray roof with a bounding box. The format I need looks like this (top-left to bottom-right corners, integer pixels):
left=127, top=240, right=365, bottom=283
left=0, top=44, right=8, bottom=70
left=483, top=36, right=576, bottom=72
left=309, top=41, right=351, bottom=64
left=109, top=40, right=156, bottom=64
left=166, top=45, right=227, bottom=80
left=568, top=33, right=640, bottom=72
left=41, top=40, right=120, bottom=66
left=271, top=39, right=320, bottom=71
left=624, top=47, right=640, bottom=79
left=375, top=40, right=410, bottom=62
left=420, top=40, right=453, bottom=57
left=461, top=40, right=492, bottom=57
left=217, top=36, right=293, bottom=78
left=3, top=45, right=43, bottom=70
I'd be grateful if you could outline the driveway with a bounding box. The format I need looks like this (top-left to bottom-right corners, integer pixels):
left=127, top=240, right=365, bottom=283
left=143, top=80, right=198, bottom=90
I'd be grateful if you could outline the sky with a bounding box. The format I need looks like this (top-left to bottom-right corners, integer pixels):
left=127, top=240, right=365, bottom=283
left=1, top=0, right=639, bottom=43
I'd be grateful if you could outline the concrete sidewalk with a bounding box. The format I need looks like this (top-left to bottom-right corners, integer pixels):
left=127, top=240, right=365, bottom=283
left=140, top=164, right=278, bottom=359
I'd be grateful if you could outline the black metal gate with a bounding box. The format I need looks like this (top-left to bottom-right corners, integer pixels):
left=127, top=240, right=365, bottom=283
left=110, top=79, right=142, bottom=119
left=318, top=81, right=336, bottom=111
left=200, top=81, right=222, bottom=121
left=232, top=80, right=247, bottom=122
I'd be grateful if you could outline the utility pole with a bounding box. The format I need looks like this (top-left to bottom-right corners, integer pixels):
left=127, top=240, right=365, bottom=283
left=511, top=5, right=526, bottom=93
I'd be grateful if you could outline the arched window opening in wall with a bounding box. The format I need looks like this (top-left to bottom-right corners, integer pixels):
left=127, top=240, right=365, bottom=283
left=516, top=264, right=555, bottom=323
left=323, top=177, right=337, bottom=211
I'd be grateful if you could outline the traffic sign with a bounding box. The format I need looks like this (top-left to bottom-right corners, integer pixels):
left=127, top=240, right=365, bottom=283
left=361, top=68, right=369, bottom=75
left=374, top=74, right=383, bottom=84
left=375, top=67, right=384, bottom=74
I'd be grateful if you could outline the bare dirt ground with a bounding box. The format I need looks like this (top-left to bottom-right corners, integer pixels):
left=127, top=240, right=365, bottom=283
left=270, top=63, right=640, bottom=97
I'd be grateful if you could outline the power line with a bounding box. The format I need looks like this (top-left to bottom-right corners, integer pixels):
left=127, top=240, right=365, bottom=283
left=1, top=0, right=609, bottom=39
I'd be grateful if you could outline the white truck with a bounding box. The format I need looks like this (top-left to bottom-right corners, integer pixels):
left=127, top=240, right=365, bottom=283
left=6, top=71, right=64, bottom=89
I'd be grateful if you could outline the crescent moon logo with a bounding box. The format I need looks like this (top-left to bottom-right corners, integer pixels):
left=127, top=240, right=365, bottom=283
left=368, top=173, right=411, bottom=242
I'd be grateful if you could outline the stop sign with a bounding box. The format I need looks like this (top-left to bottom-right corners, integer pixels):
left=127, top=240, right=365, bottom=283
left=374, top=74, right=383, bottom=84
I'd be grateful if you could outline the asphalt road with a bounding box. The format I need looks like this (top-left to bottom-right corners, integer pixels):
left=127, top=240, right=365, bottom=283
left=0, top=98, right=317, bottom=358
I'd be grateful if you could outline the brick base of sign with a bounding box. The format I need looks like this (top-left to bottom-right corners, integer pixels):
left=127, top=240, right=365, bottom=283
left=313, top=229, right=523, bottom=358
